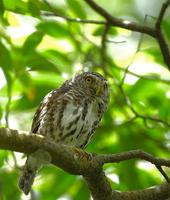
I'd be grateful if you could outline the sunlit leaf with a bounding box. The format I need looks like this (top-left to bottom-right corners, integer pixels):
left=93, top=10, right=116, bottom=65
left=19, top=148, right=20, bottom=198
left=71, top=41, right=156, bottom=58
left=23, top=31, right=43, bottom=54
left=0, top=151, right=9, bottom=167
left=93, top=26, right=118, bottom=36
left=0, top=41, right=12, bottom=71
left=11, top=75, right=60, bottom=110
left=0, top=104, right=3, bottom=121
left=25, top=52, right=60, bottom=73
left=0, top=0, right=5, bottom=17
left=143, top=47, right=164, bottom=65
left=66, top=0, right=86, bottom=19
left=42, top=49, right=72, bottom=73
left=3, top=0, right=28, bottom=14
left=39, top=167, right=76, bottom=199
left=37, top=21, right=69, bottom=38
left=73, top=181, right=90, bottom=200
left=28, top=0, right=40, bottom=17
left=0, top=169, right=20, bottom=200
left=2, top=0, right=16, bottom=10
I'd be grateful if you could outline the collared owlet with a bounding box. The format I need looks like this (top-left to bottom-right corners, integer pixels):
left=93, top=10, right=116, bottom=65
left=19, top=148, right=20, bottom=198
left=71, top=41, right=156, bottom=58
left=19, top=72, right=109, bottom=195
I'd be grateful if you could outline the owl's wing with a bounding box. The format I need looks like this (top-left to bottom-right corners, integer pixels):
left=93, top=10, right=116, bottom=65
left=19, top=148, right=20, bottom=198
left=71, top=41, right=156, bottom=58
left=31, top=82, right=70, bottom=134
left=31, top=90, right=55, bottom=134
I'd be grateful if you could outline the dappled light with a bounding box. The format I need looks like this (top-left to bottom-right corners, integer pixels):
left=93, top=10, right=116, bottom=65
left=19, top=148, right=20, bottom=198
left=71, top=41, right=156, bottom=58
left=0, top=0, right=170, bottom=199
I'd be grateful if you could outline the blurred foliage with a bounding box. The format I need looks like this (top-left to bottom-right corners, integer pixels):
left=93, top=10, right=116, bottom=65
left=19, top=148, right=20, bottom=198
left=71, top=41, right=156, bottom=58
left=0, top=0, right=170, bottom=199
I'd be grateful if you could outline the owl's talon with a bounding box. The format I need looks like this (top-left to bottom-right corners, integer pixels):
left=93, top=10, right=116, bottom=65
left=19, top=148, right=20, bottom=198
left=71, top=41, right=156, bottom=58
left=73, top=148, right=93, bottom=161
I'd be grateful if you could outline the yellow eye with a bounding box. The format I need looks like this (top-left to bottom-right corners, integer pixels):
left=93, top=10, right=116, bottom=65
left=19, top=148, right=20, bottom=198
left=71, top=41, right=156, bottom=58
left=85, top=77, right=93, bottom=84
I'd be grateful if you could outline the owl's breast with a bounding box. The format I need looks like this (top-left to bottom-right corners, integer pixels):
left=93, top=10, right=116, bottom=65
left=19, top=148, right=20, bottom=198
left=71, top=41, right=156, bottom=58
left=49, top=98, right=100, bottom=148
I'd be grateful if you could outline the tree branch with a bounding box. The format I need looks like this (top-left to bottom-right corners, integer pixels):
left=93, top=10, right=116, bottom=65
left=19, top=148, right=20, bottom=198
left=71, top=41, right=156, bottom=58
left=96, top=150, right=170, bottom=167
left=43, top=0, right=156, bottom=37
left=83, top=0, right=170, bottom=71
left=155, top=0, right=170, bottom=71
left=1, top=127, right=170, bottom=200
left=83, top=0, right=156, bottom=37
left=43, top=0, right=170, bottom=71
left=42, top=11, right=106, bottom=25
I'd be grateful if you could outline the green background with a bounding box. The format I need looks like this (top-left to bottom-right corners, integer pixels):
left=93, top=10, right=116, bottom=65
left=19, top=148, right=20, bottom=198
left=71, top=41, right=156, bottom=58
left=0, top=0, right=170, bottom=199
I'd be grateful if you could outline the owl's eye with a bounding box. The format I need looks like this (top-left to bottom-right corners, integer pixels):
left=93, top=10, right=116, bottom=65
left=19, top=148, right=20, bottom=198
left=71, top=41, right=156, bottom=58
left=85, top=77, right=93, bottom=84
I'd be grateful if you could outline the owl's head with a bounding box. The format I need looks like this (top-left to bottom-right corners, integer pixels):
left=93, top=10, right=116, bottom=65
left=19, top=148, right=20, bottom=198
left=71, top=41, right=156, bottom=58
left=69, top=72, right=109, bottom=101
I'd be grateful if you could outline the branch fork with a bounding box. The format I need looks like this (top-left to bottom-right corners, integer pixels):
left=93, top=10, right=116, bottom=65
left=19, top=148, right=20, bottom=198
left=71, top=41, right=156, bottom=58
left=0, top=127, right=170, bottom=200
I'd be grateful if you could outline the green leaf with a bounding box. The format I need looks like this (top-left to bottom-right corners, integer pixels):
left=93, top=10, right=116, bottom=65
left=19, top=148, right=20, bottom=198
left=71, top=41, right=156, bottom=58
left=23, top=31, right=43, bottom=54
left=0, top=104, right=2, bottom=121
left=28, top=0, right=40, bottom=17
left=73, top=181, right=90, bottom=200
left=37, top=21, right=69, bottom=38
left=2, top=0, right=16, bottom=10
left=66, top=0, right=86, bottom=19
left=25, top=52, right=60, bottom=73
left=0, top=169, right=20, bottom=200
left=163, top=19, right=170, bottom=41
left=17, top=71, right=32, bottom=89
left=42, top=49, right=72, bottom=73
left=0, top=41, right=12, bottom=71
left=0, top=0, right=5, bottom=17
left=93, top=26, right=118, bottom=36
left=143, top=47, right=164, bottom=65
left=127, top=79, right=160, bottom=103
left=0, top=151, right=9, bottom=167
left=40, top=168, right=76, bottom=199
left=0, top=40, right=14, bottom=89
left=11, top=73, right=62, bottom=110
left=2, top=0, right=28, bottom=14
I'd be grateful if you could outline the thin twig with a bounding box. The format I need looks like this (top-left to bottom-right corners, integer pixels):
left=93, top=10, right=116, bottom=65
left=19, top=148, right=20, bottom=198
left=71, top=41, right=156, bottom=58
left=156, top=165, right=170, bottom=183
left=97, top=149, right=170, bottom=183
left=139, top=114, right=170, bottom=128
left=96, top=149, right=170, bottom=167
left=100, top=23, right=110, bottom=76
left=43, top=0, right=156, bottom=37
left=118, top=83, right=170, bottom=128
left=42, top=11, right=106, bottom=25
left=42, top=0, right=105, bottom=25
left=120, top=17, right=145, bottom=86
left=114, top=65, right=170, bottom=84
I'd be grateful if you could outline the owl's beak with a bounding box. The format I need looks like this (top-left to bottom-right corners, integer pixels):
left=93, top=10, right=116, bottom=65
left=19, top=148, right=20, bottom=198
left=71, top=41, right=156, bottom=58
left=96, top=84, right=104, bottom=96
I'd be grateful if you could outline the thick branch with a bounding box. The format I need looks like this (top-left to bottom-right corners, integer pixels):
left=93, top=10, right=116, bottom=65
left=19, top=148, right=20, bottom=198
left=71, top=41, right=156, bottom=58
left=1, top=127, right=170, bottom=200
left=155, top=0, right=170, bottom=71
left=0, top=127, right=101, bottom=175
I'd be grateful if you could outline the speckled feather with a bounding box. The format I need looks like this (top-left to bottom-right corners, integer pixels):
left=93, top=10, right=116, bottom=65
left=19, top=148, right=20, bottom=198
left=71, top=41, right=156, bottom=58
left=19, top=72, right=109, bottom=195
left=31, top=72, right=109, bottom=148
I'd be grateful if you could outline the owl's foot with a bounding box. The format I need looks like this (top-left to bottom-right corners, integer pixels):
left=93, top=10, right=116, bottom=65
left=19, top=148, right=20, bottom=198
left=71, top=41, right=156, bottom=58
left=73, top=148, right=94, bottom=162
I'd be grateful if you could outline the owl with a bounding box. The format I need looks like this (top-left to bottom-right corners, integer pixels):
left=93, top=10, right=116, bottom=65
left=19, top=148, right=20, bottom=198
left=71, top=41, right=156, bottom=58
left=19, top=72, right=109, bottom=195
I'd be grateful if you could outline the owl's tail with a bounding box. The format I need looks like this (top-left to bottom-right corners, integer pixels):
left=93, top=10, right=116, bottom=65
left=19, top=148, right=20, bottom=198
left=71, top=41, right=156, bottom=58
left=18, top=150, right=51, bottom=195
left=18, top=161, right=37, bottom=195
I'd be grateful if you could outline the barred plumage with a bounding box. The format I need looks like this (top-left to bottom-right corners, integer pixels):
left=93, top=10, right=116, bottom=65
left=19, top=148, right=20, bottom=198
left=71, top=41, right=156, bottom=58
left=19, top=72, right=109, bottom=194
